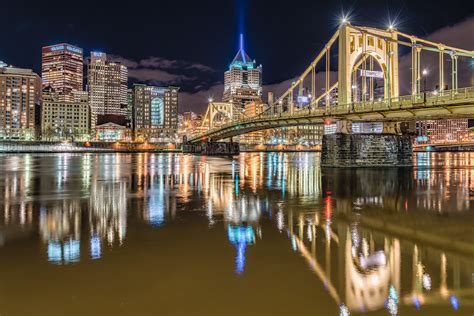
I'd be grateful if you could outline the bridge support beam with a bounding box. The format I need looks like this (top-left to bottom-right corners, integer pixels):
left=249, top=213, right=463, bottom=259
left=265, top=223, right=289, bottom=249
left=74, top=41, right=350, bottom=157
left=321, top=122, right=412, bottom=168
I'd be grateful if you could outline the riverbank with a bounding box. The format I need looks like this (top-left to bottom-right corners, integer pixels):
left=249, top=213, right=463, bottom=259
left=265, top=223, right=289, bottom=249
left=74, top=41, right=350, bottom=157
left=414, top=143, right=474, bottom=152
left=0, top=141, right=180, bottom=153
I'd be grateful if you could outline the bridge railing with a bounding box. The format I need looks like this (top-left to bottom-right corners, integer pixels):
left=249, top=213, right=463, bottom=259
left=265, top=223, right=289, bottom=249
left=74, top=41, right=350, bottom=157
left=192, top=87, right=474, bottom=141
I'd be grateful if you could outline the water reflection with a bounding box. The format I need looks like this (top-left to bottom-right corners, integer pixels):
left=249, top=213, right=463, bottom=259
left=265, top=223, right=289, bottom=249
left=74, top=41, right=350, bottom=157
left=0, top=152, right=473, bottom=315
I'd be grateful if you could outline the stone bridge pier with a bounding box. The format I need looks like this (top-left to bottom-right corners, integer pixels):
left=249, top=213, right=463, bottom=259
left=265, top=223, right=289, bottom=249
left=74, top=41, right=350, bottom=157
left=321, top=121, right=413, bottom=167
left=182, top=139, right=240, bottom=155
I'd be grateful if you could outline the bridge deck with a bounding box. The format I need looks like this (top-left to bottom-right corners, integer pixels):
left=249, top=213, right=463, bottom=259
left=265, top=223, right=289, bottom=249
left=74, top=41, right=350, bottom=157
left=189, top=87, right=474, bottom=142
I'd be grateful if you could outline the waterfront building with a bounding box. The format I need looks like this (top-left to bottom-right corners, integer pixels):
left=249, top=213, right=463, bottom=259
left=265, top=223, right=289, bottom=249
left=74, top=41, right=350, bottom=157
left=132, top=84, right=179, bottom=142
left=126, top=88, right=133, bottom=122
left=41, top=44, right=83, bottom=102
left=41, top=88, right=90, bottom=141
left=0, top=65, right=41, bottom=140
left=415, top=119, right=469, bottom=144
left=241, top=101, right=266, bottom=144
left=294, top=125, right=323, bottom=145
left=95, top=114, right=131, bottom=141
left=183, top=111, right=197, bottom=123
left=223, top=35, right=262, bottom=111
left=87, top=52, right=128, bottom=120
left=469, top=120, right=474, bottom=141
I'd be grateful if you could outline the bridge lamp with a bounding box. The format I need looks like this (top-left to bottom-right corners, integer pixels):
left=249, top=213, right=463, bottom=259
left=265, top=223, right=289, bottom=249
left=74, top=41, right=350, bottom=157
left=422, top=69, right=428, bottom=92
left=208, top=98, right=214, bottom=103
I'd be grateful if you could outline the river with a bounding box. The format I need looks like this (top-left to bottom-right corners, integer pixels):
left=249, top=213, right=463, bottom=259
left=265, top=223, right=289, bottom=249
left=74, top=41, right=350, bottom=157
left=0, top=152, right=473, bottom=316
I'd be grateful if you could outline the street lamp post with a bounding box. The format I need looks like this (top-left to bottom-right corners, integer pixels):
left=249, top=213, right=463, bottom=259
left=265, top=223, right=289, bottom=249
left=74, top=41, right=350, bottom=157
left=422, top=69, right=428, bottom=92
left=308, top=94, right=312, bottom=113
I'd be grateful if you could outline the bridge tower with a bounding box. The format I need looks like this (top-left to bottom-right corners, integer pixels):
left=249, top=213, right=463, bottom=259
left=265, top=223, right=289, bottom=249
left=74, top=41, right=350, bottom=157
left=337, top=24, right=399, bottom=105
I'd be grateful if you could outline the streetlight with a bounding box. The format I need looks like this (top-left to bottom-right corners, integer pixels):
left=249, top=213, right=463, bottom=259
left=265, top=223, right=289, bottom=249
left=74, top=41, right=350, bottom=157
left=422, top=69, right=428, bottom=92
left=208, top=98, right=213, bottom=103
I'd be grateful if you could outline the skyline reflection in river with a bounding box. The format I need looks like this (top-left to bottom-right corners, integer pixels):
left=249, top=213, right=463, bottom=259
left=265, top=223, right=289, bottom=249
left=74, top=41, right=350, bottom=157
left=0, top=152, right=473, bottom=315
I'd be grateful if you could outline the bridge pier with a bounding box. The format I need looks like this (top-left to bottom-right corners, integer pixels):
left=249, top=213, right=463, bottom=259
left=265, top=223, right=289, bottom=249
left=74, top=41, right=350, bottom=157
left=182, top=141, right=240, bottom=156
left=321, top=122, right=413, bottom=167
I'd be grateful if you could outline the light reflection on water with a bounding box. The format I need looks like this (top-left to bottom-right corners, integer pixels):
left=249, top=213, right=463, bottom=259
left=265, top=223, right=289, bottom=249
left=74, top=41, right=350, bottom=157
left=0, top=152, right=473, bottom=316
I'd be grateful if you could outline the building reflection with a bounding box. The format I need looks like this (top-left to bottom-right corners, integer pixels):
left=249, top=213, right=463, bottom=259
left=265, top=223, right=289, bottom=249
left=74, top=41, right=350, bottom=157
left=89, top=181, right=127, bottom=246
left=39, top=201, right=81, bottom=264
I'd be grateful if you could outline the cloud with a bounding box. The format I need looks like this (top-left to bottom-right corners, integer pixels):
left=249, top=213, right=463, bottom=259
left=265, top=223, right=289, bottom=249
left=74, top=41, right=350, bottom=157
left=398, top=17, right=474, bottom=93
left=127, top=69, right=187, bottom=84
left=108, top=54, right=216, bottom=88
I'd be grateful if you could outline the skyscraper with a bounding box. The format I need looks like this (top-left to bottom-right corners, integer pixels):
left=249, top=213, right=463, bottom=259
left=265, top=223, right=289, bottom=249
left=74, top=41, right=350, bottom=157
left=87, top=52, right=128, bottom=119
left=0, top=65, right=42, bottom=140
left=223, top=34, right=262, bottom=109
left=133, top=84, right=179, bottom=142
left=41, top=44, right=83, bottom=101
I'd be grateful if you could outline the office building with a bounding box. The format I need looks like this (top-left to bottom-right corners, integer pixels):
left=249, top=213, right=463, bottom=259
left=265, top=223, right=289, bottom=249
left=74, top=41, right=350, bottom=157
left=415, top=119, right=469, bottom=144
left=41, top=44, right=83, bottom=101
left=133, top=84, right=179, bottom=142
left=0, top=66, right=41, bottom=140
left=241, top=101, right=266, bottom=144
left=88, top=52, right=128, bottom=119
left=41, top=88, right=90, bottom=141
left=126, top=88, right=133, bottom=122
left=223, top=35, right=262, bottom=111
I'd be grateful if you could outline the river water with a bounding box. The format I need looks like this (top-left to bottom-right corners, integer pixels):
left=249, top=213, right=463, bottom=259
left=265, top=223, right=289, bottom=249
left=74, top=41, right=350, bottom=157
left=0, top=152, right=473, bottom=316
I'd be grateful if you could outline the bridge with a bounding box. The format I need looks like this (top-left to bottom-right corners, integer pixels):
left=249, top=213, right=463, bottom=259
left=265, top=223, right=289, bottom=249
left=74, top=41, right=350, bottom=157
left=185, top=23, right=474, bottom=167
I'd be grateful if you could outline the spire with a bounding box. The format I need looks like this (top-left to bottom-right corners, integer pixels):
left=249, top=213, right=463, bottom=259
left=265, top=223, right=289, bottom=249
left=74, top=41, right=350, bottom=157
left=231, top=33, right=252, bottom=66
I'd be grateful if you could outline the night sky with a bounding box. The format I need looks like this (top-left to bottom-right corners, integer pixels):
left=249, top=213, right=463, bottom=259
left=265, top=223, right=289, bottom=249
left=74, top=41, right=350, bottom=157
left=1, top=0, right=473, bottom=112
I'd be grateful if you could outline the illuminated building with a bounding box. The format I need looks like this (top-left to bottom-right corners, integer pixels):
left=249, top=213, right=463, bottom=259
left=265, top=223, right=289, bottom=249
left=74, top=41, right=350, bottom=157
left=126, top=88, right=133, bottom=122
left=0, top=66, right=41, bottom=140
left=223, top=34, right=262, bottom=110
left=95, top=114, right=131, bottom=141
left=132, top=84, right=179, bottom=142
left=87, top=52, right=128, bottom=120
left=241, top=101, right=266, bottom=144
left=41, top=88, right=90, bottom=140
left=182, top=111, right=197, bottom=123
left=469, top=120, right=474, bottom=141
left=41, top=44, right=83, bottom=102
left=415, top=119, right=469, bottom=144
left=294, top=125, right=324, bottom=145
